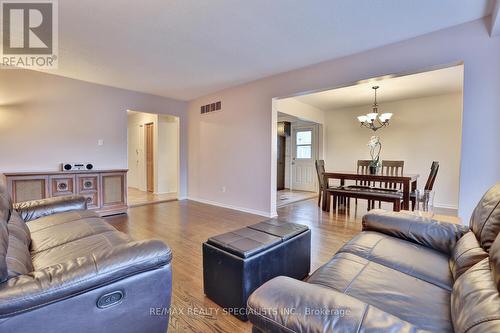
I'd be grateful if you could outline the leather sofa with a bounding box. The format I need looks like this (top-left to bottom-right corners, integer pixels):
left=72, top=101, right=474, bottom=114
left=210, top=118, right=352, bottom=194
left=0, top=179, right=172, bottom=333
left=248, top=183, right=500, bottom=333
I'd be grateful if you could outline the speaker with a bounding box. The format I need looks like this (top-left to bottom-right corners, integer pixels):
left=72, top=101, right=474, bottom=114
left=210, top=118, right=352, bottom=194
left=62, top=163, right=94, bottom=171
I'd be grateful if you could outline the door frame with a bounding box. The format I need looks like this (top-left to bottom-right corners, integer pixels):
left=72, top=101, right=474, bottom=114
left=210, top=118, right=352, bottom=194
left=145, top=122, right=154, bottom=193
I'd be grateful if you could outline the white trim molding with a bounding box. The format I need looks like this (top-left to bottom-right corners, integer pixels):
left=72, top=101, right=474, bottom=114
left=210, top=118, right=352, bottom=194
left=187, top=197, right=277, bottom=218
left=492, top=0, right=500, bottom=37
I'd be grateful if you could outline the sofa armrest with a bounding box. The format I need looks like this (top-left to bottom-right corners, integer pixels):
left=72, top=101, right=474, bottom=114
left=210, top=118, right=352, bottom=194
left=0, top=239, right=172, bottom=316
left=13, top=195, right=87, bottom=222
left=247, top=276, right=425, bottom=333
left=362, top=209, right=469, bottom=254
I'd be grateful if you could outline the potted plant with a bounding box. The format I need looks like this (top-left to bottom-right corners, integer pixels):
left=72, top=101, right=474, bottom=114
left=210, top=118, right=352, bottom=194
left=367, top=136, right=381, bottom=174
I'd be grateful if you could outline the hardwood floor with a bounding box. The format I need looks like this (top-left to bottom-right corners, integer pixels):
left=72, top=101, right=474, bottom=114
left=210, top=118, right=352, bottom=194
left=128, top=187, right=178, bottom=207
left=276, top=189, right=318, bottom=207
left=105, top=198, right=455, bottom=333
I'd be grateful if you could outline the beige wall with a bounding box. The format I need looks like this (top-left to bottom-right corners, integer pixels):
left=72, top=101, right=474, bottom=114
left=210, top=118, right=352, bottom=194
left=188, top=19, right=500, bottom=219
left=0, top=69, right=188, bottom=197
left=322, top=93, right=462, bottom=208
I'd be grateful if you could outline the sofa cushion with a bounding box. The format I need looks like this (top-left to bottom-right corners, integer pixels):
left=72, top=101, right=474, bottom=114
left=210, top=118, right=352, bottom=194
left=450, top=231, right=489, bottom=280
left=28, top=215, right=116, bottom=253
left=0, top=191, right=12, bottom=223
left=307, top=251, right=453, bottom=332
left=1, top=211, right=33, bottom=282
left=26, top=210, right=98, bottom=233
left=0, top=216, right=8, bottom=282
left=451, top=258, right=500, bottom=333
left=470, top=183, right=500, bottom=252
left=5, top=228, right=33, bottom=276
left=339, top=231, right=453, bottom=290
left=32, top=230, right=131, bottom=270
left=491, top=233, right=500, bottom=292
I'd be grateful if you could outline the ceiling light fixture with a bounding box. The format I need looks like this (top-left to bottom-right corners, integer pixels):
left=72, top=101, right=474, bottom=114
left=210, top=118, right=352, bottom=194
left=357, top=86, right=393, bottom=131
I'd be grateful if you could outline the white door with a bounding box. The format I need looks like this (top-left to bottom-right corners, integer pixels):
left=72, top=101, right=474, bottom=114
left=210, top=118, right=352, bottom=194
left=291, top=125, right=317, bottom=191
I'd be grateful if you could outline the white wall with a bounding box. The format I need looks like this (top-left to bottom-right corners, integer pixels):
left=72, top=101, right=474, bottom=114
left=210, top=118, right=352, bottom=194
left=322, top=93, right=462, bottom=209
left=275, top=98, right=326, bottom=125
left=187, top=18, right=500, bottom=219
left=0, top=69, right=188, bottom=197
left=157, top=115, right=179, bottom=194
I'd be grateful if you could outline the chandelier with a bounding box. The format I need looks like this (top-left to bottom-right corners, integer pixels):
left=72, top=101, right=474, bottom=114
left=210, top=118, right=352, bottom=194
left=357, top=86, right=393, bottom=131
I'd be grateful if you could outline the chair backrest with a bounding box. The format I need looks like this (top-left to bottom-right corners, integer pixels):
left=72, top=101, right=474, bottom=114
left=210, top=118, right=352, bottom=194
left=315, top=160, right=326, bottom=190
left=424, top=161, right=439, bottom=191
left=381, top=160, right=404, bottom=189
left=357, top=160, right=371, bottom=186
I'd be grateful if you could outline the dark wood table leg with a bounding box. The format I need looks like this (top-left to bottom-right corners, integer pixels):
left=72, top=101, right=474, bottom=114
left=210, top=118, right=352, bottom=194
left=322, top=174, right=329, bottom=211
left=402, top=180, right=410, bottom=210
left=322, top=188, right=327, bottom=211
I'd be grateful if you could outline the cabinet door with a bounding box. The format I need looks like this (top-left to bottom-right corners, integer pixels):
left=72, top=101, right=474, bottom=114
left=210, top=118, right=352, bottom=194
left=100, top=172, right=127, bottom=214
left=49, top=175, right=75, bottom=197
left=9, top=176, right=49, bottom=203
left=76, top=174, right=100, bottom=209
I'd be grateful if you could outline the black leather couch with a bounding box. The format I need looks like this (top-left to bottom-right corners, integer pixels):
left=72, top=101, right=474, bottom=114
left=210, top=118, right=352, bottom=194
left=0, top=180, right=172, bottom=333
left=248, top=183, right=500, bottom=332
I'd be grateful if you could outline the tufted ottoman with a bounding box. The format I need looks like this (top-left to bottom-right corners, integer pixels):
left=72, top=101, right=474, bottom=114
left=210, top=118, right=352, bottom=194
left=202, top=220, right=311, bottom=320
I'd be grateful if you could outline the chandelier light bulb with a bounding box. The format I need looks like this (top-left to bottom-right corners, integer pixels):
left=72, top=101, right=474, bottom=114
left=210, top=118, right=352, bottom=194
left=357, top=115, right=368, bottom=123
left=356, top=86, right=393, bottom=131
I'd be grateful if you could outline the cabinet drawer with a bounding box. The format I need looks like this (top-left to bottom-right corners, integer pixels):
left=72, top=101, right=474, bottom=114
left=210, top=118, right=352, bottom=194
left=80, top=191, right=99, bottom=209
left=49, top=175, right=75, bottom=197
left=77, top=175, right=99, bottom=191
left=76, top=174, right=100, bottom=209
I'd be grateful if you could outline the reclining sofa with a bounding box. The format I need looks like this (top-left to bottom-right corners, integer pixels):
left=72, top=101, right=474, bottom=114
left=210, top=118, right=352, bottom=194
left=248, top=183, right=500, bottom=332
left=0, top=178, right=172, bottom=333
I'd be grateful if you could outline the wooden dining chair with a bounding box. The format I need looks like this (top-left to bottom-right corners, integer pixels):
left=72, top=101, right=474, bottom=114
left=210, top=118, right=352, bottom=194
left=315, top=160, right=345, bottom=211
left=315, top=160, right=327, bottom=207
left=369, top=160, right=404, bottom=209
left=315, top=160, right=337, bottom=208
left=348, top=160, right=373, bottom=207
left=409, top=161, right=439, bottom=210
left=380, top=160, right=404, bottom=189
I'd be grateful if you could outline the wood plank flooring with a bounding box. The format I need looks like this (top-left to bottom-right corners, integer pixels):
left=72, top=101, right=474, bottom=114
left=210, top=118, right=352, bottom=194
left=104, top=198, right=396, bottom=332
left=128, top=187, right=178, bottom=207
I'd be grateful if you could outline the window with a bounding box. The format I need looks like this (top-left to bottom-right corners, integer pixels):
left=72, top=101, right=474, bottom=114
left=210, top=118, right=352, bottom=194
left=296, top=130, right=312, bottom=159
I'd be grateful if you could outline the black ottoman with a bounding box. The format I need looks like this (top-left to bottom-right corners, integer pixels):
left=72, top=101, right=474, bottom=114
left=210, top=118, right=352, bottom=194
left=202, top=220, right=311, bottom=320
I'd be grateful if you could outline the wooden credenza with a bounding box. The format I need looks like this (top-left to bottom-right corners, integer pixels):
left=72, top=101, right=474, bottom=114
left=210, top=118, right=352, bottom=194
left=3, top=169, right=128, bottom=216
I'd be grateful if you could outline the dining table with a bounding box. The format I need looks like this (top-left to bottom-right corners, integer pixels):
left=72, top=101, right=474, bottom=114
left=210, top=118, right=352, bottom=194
left=322, top=171, right=419, bottom=211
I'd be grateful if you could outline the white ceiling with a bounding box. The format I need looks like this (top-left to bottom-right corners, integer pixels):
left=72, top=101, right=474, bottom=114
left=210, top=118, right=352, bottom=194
left=293, top=65, right=463, bottom=110
left=40, top=0, right=491, bottom=100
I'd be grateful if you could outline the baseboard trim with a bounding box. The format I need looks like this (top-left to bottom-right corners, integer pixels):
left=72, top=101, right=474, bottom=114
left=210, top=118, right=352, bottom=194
left=187, top=197, right=277, bottom=218
left=434, top=203, right=458, bottom=210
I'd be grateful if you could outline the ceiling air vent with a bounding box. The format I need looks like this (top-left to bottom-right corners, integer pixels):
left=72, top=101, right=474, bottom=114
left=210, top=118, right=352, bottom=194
left=201, top=101, right=221, bottom=114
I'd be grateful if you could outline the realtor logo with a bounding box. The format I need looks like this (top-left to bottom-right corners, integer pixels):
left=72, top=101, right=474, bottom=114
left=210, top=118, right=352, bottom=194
left=1, top=0, right=58, bottom=68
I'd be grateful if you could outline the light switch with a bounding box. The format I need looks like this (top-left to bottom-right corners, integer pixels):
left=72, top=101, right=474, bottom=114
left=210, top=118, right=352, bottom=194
left=98, top=139, right=104, bottom=146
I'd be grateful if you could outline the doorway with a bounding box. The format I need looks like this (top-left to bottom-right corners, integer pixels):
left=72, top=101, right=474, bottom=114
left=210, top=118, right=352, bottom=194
left=277, top=135, right=286, bottom=190
left=145, top=122, right=154, bottom=192
left=275, top=113, right=320, bottom=207
left=127, top=110, right=180, bottom=207
left=291, top=125, right=317, bottom=192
